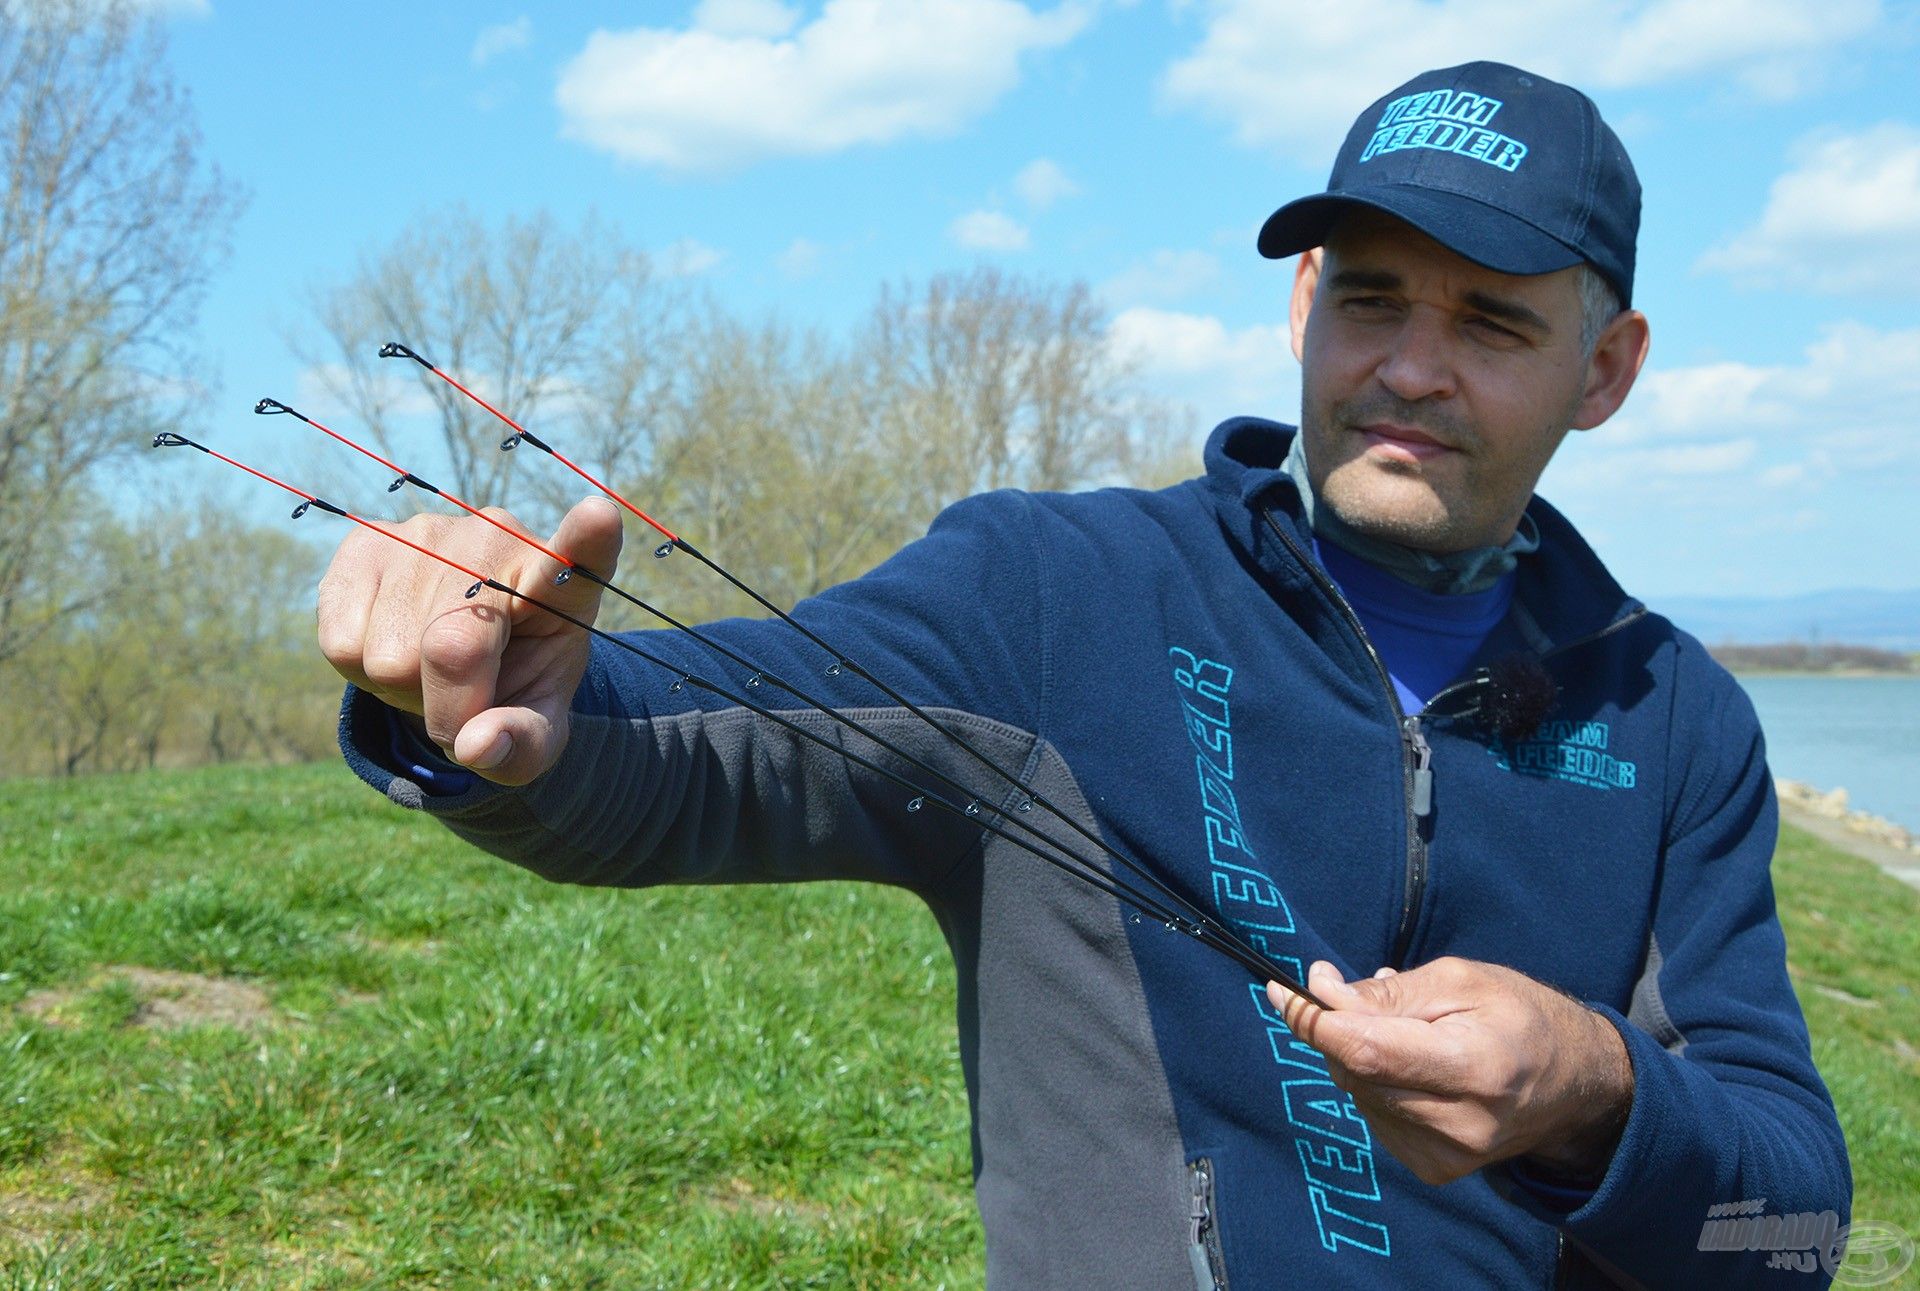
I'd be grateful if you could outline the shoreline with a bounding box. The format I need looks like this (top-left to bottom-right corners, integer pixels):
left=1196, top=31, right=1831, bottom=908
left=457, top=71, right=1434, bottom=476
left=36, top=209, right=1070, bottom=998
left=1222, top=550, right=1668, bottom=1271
left=1735, top=672, right=1912, bottom=680
left=1732, top=669, right=1917, bottom=680
left=1776, top=778, right=1920, bottom=891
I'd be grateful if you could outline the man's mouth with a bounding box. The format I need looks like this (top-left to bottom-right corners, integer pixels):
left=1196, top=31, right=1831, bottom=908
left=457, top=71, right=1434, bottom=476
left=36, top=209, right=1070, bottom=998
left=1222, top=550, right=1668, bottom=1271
left=1355, top=422, right=1455, bottom=463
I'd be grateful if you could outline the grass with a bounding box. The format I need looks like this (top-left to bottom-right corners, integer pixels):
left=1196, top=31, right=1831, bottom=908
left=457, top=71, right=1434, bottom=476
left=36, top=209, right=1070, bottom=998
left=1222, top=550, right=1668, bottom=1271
left=0, top=765, right=977, bottom=1289
left=1772, top=826, right=1920, bottom=1237
left=1, top=764, right=1915, bottom=1286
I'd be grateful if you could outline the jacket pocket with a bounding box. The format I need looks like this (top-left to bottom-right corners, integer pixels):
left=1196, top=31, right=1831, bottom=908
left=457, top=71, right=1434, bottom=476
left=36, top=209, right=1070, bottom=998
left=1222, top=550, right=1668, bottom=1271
left=1188, top=1155, right=1230, bottom=1291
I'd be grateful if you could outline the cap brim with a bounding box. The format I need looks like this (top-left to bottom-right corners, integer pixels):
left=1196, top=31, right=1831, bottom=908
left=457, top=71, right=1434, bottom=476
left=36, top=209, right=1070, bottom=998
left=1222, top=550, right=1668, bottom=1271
left=1257, top=186, right=1584, bottom=279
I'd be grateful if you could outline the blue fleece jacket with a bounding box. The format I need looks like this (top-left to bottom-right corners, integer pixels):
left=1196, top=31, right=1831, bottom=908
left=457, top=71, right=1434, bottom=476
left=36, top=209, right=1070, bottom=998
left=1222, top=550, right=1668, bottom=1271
left=342, top=418, right=1851, bottom=1288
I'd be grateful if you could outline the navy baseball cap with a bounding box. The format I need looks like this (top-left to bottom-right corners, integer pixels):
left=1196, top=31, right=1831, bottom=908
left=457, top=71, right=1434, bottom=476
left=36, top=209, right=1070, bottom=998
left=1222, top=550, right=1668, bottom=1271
left=1257, top=61, right=1640, bottom=307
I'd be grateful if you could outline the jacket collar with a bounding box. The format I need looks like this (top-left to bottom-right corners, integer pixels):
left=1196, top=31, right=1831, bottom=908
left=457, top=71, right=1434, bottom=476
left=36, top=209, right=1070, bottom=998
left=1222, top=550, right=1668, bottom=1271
left=1201, top=417, right=1643, bottom=652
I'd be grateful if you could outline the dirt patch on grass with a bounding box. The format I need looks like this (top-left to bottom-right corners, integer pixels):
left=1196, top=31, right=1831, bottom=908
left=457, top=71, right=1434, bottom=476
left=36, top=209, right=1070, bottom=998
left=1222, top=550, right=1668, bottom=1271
left=18, top=965, right=276, bottom=1032
left=0, top=1151, right=112, bottom=1246
left=358, top=935, right=443, bottom=958
left=705, top=1175, right=836, bottom=1224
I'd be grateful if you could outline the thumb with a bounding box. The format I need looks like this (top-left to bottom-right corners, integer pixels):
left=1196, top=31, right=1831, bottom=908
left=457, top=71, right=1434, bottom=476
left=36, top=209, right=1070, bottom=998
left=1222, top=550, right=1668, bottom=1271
left=508, top=495, right=627, bottom=629
left=1269, top=960, right=1362, bottom=1033
left=1305, top=960, right=1371, bottom=1010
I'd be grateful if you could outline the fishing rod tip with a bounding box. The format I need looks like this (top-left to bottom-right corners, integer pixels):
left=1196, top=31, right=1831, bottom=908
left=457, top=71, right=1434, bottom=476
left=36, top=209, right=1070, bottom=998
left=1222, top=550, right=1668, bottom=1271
left=379, top=341, right=428, bottom=366
left=253, top=397, right=291, bottom=416
left=152, top=432, right=191, bottom=448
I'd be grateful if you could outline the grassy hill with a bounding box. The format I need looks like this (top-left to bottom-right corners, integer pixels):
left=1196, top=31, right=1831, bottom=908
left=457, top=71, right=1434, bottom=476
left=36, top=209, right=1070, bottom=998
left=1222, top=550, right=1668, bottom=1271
left=1, top=764, right=1914, bottom=1287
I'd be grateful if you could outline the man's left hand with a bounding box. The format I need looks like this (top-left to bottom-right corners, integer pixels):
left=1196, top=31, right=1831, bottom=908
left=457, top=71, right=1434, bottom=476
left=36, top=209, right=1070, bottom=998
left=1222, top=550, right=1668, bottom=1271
left=1269, top=957, right=1633, bottom=1188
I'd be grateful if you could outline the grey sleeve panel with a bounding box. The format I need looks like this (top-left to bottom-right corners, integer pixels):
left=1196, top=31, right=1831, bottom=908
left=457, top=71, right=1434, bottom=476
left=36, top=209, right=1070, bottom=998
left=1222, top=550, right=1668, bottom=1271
left=1626, top=930, right=1687, bottom=1055
left=420, top=702, right=1041, bottom=891
left=936, top=737, right=1197, bottom=1289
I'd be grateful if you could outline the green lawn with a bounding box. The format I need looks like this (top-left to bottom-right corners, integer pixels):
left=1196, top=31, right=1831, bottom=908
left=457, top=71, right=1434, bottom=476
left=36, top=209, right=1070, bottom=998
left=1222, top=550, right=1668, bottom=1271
left=1, top=765, right=1913, bottom=1288
left=0, top=765, right=977, bottom=1289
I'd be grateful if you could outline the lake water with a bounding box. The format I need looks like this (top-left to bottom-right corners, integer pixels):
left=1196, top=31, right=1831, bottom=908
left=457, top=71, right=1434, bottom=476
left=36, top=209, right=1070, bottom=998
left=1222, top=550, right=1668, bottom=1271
left=1736, top=675, right=1920, bottom=835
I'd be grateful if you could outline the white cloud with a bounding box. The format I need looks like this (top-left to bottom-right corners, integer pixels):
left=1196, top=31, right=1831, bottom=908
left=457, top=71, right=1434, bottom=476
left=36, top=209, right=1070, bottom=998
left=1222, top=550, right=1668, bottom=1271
left=1100, top=248, right=1222, bottom=305
left=692, top=0, right=802, bottom=38
left=1107, top=306, right=1299, bottom=420
left=1758, top=460, right=1810, bottom=489
left=555, top=0, right=1089, bottom=172
left=1013, top=157, right=1079, bottom=209
left=472, top=16, right=532, bottom=67
left=778, top=237, right=825, bottom=277
left=294, top=363, right=437, bottom=421
left=1552, top=438, right=1759, bottom=491
left=1698, top=124, right=1920, bottom=295
left=1614, top=362, right=1787, bottom=439
left=950, top=209, right=1030, bottom=250
left=657, top=237, right=727, bottom=277
left=1607, top=323, right=1920, bottom=450
left=1554, top=320, right=1920, bottom=500
left=1544, top=321, right=1916, bottom=594
left=1160, top=0, right=1882, bottom=163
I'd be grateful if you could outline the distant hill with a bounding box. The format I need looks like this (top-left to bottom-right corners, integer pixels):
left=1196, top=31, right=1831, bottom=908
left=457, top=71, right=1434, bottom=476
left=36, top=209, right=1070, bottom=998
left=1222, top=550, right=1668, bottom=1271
left=1649, top=588, right=1920, bottom=653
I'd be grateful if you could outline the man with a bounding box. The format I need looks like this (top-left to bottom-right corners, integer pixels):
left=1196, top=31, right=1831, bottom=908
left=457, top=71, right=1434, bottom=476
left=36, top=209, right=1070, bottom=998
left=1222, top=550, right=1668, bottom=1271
left=321, top=63, right=1850, bottom=1287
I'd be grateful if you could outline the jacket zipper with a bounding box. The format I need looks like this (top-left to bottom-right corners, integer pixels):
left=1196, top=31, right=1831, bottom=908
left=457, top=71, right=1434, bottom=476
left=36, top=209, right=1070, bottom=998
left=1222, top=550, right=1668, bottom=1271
left=1188, top=1158, right=1229, bottom=1291
left=1260, top=511, right=1430, bottom=966
left=1259, top=510, right=1649, bottom=968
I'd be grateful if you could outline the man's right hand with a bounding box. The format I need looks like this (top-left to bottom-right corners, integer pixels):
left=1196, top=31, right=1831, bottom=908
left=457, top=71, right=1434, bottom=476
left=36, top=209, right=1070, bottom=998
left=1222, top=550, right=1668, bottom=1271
left=316, top=496, right=626, bottom=786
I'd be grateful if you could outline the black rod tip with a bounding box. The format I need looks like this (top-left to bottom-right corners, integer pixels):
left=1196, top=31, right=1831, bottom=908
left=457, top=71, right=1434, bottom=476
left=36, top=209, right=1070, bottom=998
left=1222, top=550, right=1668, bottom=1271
left=379, top=341, right=429, bottom=366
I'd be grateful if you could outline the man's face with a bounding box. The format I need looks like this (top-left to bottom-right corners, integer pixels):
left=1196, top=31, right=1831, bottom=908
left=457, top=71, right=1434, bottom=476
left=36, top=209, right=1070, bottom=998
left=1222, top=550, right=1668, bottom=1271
left=1291, top=210, right=1604, bottom=553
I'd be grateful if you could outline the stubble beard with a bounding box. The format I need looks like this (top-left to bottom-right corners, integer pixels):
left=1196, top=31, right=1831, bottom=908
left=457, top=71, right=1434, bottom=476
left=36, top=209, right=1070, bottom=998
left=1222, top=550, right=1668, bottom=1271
left=1304, top=390, right=1484, bottom=553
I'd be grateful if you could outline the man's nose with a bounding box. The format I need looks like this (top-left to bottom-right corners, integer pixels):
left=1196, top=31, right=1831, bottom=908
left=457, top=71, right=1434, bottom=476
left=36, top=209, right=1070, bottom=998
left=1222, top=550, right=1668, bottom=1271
left=1374, top=307, right=1458, bottom=403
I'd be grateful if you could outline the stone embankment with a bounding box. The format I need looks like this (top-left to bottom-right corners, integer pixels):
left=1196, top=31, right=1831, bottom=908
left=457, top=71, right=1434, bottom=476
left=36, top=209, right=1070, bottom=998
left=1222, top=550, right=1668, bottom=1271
left=1776, top=779, right=1920, bottom=893
left=1776, top=780, right=1918, bottom=855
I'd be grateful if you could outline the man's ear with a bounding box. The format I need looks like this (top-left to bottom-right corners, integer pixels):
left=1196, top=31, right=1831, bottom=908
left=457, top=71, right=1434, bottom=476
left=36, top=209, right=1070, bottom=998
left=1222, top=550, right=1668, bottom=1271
left=1289, top=248, right=1323, bottom=364
left=1571, top=309, right=1651, bottom=431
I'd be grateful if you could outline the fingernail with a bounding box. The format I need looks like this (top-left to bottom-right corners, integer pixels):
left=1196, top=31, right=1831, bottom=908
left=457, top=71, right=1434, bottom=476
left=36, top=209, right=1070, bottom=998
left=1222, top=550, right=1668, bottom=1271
left=468, top=731, right=512, bottom=770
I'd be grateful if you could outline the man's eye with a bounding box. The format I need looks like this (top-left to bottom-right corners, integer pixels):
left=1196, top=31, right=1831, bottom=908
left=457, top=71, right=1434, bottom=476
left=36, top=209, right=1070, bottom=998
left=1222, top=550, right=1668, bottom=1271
left=1467, top=317, right=1524, bottom=343
left=1341, top=295, right=1397, bottom=313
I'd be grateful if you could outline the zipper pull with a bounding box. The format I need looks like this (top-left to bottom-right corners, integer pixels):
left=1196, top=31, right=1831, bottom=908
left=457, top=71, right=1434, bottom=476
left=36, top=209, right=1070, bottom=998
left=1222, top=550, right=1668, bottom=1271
left=1188, top=1160, right=1218, bottom=1291
left=1404, top=718, right=1433, bottom=819
left=1189, top=1160, right=1210, bottom=1245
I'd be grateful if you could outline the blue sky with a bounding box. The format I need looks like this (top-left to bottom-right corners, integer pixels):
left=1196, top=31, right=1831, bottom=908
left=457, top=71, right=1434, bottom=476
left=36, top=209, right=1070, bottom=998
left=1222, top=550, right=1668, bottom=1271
left=151, top=0, right=1919, bottom=600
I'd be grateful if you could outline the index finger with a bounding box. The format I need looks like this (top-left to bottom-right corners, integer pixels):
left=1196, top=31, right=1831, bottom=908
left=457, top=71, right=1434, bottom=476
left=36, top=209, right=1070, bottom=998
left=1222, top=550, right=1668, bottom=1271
left=417, top=496, right=624, bottom=757
left=417, top=567, right=516, bottom=752
left=1291, top=1009, right=1474, bottom=1094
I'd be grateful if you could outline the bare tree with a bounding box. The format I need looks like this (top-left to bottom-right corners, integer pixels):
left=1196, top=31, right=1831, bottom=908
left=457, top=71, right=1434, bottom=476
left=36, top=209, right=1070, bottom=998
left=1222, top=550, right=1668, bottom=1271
left=0, top=0, right=239, bottom=664
left=297, top=241, right=1190, bottom=638
left=301, top=210, right=681, bottom=527
left=644, top=312, right=904, bottom=618
left=860, top=268, right=1145, bottom=511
